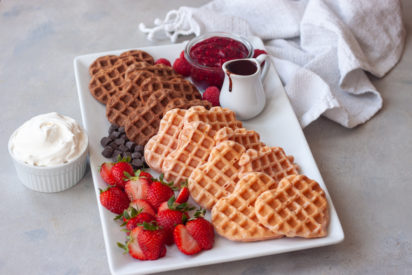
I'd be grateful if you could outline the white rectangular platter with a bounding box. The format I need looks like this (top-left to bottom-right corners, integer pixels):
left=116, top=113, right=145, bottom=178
left=74, top=40, right=344, bottom=275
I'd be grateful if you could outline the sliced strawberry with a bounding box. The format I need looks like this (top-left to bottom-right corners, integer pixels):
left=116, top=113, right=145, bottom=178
left=99, top=162, right=116, bottom=185
left=137, top=222, right=167, bottom=260
left=146, top=180, right=174, bottom=209
left=111, top=161, right=134, bottom=188
left=129, top=199, right=156, bottom=216
left=99, top=186, right=130, bottom=214
left=174, top=224, right=202, bottom=255
left=125, top=177, right=151, bottom=201
left=126, top=212, right=156, bottom=232
left=157, top=209, right=187, bottom=245
left=186, top=217, right=215, bottom=250
left=176, top=186, right=189, bottom=203
left=126, top=227, right=146, bottom=260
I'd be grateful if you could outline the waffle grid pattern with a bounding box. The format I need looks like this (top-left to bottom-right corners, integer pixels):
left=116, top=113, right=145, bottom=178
left=214, top=127, right=265, bottom=151
left=184, top=106, right=243, bottom=131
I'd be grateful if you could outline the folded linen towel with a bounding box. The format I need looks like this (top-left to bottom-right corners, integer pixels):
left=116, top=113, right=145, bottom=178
left=139, top=0, right=405, bottom=128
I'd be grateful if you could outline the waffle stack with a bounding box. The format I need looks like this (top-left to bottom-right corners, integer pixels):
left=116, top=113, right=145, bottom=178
left=88, top=50, right=212, bottom=146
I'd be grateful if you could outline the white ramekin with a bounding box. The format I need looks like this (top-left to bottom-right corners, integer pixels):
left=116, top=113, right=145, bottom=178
left=8, top=132, right=89, bottom=193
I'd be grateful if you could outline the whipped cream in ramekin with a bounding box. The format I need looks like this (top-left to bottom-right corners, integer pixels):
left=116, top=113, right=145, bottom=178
left=9, top=112, right=87, bottom=167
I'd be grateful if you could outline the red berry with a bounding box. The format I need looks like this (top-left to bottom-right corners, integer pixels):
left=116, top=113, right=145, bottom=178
left=253, top=49, right=267, bottom=58
left=186, top=217, right=215, bottom=250
left=155, top=58, right=171, bottom=67
left=173, top=57, right=191, bottom=76
left=99, top=186, right=130, bottom=214
left=125, top=177, right=151, bottom=201
left=127, top=227, right=147, bottom=260
left=176, top=187, right=189, bottom=203
left=146, top=181, right=174, bottom=210
left=174, top=224, right=202, bottom=255
left=157, top=209, right=187, bottom=245
left=99, top=162, right=116, bottom=185
left=203, top=86, right=220, bottom=106
left=138, top=171, right=153, bottom=182
left=126, top=212, right=156, bottom=232
left=111, top=161, right=134, bottom=188
left=129, top=199, right=156, bottom=216
left=137, top=223, right=167, bottom=260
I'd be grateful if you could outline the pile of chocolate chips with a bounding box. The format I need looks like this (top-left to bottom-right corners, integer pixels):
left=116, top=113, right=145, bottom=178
left=100, top=124, right=146, bottom=170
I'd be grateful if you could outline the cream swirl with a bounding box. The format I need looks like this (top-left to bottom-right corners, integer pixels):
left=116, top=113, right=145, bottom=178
left=9, top=112, right=87, bottom=167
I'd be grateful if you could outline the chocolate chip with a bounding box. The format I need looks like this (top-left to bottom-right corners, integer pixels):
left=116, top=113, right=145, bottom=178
left=109, top=124, right=118, bottom=134
left=118, top=144, right=128, bottom=152
left=135, top=145, right=144, bottom=152
left=109, top=142, right=118, bottom=149
left=115, top=138, right=126, bottom=145
left=132, top=159, right=143, bottom=167
left=118, top=126, right=125, bottom=133
left=102, top=146, right=114, bottom=158
left=100, top=137, right=112, bottom=147
left=132, top=152, right=142, bottom=159
left=112, top=150, right=122, bottom=160
left=125, top=141, right=136, bottom=151
left=110, top=131, right=121, bottom=139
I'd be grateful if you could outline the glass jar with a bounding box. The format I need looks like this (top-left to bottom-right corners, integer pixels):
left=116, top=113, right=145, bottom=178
left=184, top=32, right=253, bottom=90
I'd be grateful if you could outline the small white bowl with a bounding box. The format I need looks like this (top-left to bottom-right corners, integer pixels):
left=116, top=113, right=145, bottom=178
left=8, top=132, right=89, bottom=193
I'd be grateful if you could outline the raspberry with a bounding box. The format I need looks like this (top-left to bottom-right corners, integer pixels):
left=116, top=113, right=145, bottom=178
left=173, top=57, right=191, bottom=77
left=202, top=86, right=220, bottom=106
left=155, top=58, right=171, bottom=67
left=253, top=49, right=267, bottom=58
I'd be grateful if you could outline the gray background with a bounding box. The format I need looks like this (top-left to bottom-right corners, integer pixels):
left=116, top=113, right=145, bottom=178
left=1, top=0, right=411, bottom=274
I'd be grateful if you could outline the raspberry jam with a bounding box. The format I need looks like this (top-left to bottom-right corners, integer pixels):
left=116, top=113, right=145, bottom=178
left=185, top=34, right=252, bottom=89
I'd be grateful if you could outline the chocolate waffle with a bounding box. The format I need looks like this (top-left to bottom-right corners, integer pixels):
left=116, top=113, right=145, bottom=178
left=211, top=172, right=282, bottom=242
left=126, top=63, right=181, bottom=80
left=89, top=55, right=119, bottom=76
left=119, top=49, right=154, bottom=65
left=255, top=175, right=329, bottom=238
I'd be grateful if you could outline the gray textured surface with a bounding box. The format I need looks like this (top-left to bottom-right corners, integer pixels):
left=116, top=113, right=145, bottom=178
left=0, top=0, right=411, bottom=274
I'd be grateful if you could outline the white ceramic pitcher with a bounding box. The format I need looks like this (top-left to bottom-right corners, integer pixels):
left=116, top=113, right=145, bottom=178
left=220, top=54, right=270, bottom=120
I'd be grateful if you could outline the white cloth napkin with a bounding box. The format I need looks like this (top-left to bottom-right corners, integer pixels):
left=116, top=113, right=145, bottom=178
left=139, top=0, right=405, bottom=128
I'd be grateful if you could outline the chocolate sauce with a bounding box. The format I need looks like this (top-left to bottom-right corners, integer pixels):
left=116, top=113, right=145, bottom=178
left=226, top=60, right=257, bottom=92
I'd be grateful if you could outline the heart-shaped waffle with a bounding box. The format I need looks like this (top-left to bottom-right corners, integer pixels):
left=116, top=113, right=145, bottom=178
left=184, top=106, right=243, bottom=131
left=238, top=146, right=299, bottom=182
left=89, top=55, right=119, bottom=76
left=211, top=172, right=282, bottom=242
left=106, top=90, right=142, bottom=126
left=214, top=127, right=265, bottom=151
left=124, top=90, right=185, bottom=145
left=162, top=121, right=216, bottom=186
left=119, top=49, right=154, bottom=65
left=144, top=109, right=187, bottom=172
left=255, top=175, right=329, bottom=238
left=138, top=77, right=201, bottom=103
left=188, top=140, right=245, bottom=210
left=126, top=63, right=182, bottom=80
left=163, top=98, right=212, bottom=115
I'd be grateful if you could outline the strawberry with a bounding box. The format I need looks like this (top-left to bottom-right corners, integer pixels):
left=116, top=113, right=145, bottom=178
left=99, top=186, right=130, bottom=214
left=111, top=159, right=134, bottom=188
left=176, top=181, right=190, bottom=203
left=138, top=171, right=153, bottom=181
left=155, top=58, right=171, bottom=67
left=126, top=212, right=156, bottom=232
left=129, top=199, right=156, bottom=216
left=157, top=209, right=188, bottom=245
left=174, top=224, right=202, bottom=255
left=120, top=226, right=146, bottom=260
left=137, top=222, right=167, bottom=260
left=146, top=178, right=174, bottom=209
left=125, top=176, right=151, bottom=201
left=185, top=209, right=215, bottom=250
left=202, top=86, right=220, bottom=106
left=157, top=201, right=170, bottom=213
left=99, top=162, right=116, bottom=185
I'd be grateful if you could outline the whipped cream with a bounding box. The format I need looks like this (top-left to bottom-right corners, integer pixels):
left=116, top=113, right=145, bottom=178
left=9, top=112, right=87, bottom=167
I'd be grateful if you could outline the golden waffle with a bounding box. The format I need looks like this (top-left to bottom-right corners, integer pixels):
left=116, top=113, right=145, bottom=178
left=184, top=106, right=242, bottom=131
left=214, top=127, right=265, bottom=151
left=162, top=122, right=216, bottom=186
left=138, top=77, right=201, bottom=103
left=119, top=49, right=154, bottom=65
left=144, top=109, right=187, bottom=172
left=163, top=98, right=212, bottom=115
left=211, top=172, right=282, bottom=242
left=89, top=55, right=119, bottom=76
left=238, top=146, right=299, bottom=182
left=255, top=175, right=329, bottom=238
left=188, top=141, right=245, bottom=210
left=88, top=67, right=127, bottom=105
left=126, top=63, right=181, bottom=80
left=124, top=90, right=184, bottom=145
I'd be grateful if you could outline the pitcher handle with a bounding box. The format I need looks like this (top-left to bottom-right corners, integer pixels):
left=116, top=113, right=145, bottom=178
left=255, top=54, right=270, bottom=81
